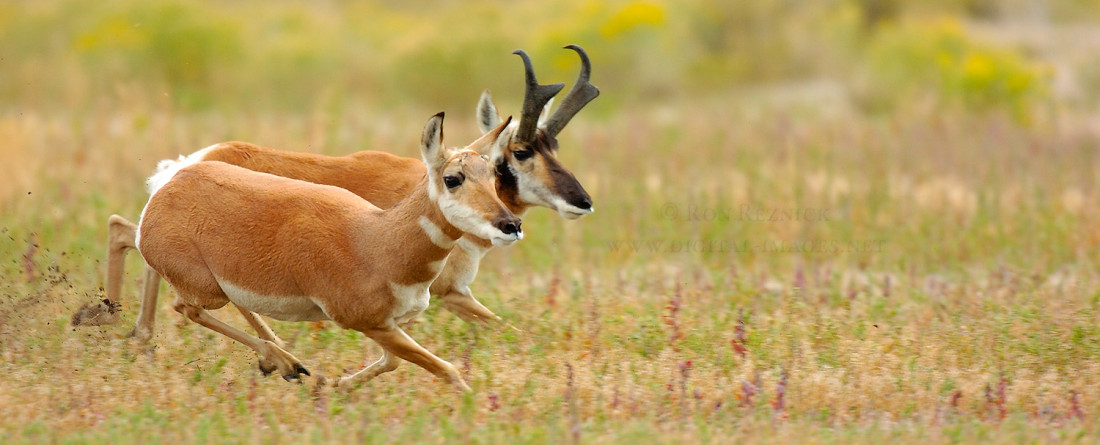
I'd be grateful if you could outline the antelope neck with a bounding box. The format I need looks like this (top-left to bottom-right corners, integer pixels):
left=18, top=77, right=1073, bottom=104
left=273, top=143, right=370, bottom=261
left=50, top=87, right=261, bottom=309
left=373, top=175, right=463, bottom=260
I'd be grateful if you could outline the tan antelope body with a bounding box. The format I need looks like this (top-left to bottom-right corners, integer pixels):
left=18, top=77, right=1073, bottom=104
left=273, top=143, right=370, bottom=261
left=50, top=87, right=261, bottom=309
left=135, top=113, right=518, bottom=389
left=84, top=46, right=599, bottom=349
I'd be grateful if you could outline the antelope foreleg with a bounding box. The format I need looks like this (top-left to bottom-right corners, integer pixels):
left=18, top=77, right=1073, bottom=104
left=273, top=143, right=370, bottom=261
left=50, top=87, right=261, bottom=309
left=335, top=349, right=401, bottom=388
left=127, top=265, right=162, bottom=342
left=440, top=291, right=500, bottom=325
left=360, top=326, right=470, bottom=392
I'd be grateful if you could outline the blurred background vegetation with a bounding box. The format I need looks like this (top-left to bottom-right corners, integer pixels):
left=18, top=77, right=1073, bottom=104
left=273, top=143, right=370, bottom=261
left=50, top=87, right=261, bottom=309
left=3, top=0, right=1098, bottom=115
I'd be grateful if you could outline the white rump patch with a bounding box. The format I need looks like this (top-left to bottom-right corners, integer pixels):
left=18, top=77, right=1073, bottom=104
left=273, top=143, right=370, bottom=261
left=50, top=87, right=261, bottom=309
left=218, top=280, right=330, bottom=322
left=389, top=281, right=431, bottom=324
left=146, top=144, right=220, bottom=196
left=137, top=144, right=222, bottom=250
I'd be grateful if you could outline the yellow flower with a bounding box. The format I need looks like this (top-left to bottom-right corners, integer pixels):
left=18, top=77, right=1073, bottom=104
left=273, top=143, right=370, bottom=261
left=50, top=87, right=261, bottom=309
left=74, top=16, right=147, bottom=52
left=962, top=53, right=995, bottom=84
left=600, top=2, right=665, bottom=39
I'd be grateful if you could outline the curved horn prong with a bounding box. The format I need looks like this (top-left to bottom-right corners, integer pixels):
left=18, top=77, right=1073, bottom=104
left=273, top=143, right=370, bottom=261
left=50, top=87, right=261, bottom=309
left=542, top=45, right=601, bottom=138
left=514, top=49, right=565, bottom=143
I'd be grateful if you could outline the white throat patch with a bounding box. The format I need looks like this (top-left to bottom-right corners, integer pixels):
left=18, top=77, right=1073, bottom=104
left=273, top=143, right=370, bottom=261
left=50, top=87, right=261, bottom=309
left=418, top=215, right=456, bottom=249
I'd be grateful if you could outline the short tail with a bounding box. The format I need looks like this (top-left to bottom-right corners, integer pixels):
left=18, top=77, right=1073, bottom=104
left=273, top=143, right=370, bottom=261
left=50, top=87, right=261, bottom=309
left=145, top=144, right=220, bottom=195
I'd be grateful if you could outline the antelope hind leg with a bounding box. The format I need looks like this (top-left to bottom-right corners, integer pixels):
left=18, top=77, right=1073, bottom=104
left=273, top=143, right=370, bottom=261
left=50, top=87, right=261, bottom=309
left=173, top=297, right=309, bottom=381
left=235, top=306, right=289, bottom=375
left=106, top=215, right=137, bottom=305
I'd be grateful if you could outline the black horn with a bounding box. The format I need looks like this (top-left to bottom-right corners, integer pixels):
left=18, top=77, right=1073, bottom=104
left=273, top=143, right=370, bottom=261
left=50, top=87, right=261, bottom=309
left=513, top=49, right=564, bottom=143
left=542, top=45, right=600, bottom=138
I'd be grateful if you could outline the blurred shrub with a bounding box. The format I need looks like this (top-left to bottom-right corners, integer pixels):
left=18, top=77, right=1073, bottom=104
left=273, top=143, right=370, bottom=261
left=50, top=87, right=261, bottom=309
left=534, top=1, right=674, bottom=101
left=859, top=18, right=1050, bottom=120
left=676, top=1, right=866, bottom=93
left=681, top=1, right=814, bottom=88
left=375, top=2, right=516, bottom=112
left=75, top=2, right=243, bottom=109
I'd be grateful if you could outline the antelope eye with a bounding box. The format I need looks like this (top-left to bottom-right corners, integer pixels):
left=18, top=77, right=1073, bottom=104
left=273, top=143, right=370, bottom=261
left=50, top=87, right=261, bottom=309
left=444, top=175, right=463, bottom=189
left=513, top=149, right=533, bottom=161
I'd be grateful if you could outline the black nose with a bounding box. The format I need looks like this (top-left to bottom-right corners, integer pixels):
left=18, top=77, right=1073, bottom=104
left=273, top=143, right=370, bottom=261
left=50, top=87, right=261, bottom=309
left=496, top=218, right=522, bottom=235
left=574, top=197, right=592, bottom=210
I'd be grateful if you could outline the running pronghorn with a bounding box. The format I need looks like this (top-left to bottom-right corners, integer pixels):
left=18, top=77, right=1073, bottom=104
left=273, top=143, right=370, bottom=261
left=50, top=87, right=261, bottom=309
left=136, top=112, right=518, bottom=389
left=77, top=45, right=599, bottom=341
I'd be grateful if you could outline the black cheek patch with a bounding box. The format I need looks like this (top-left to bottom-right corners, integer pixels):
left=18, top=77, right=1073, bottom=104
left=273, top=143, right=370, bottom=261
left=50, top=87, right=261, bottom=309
left=495, top=159, right=518, bottom=194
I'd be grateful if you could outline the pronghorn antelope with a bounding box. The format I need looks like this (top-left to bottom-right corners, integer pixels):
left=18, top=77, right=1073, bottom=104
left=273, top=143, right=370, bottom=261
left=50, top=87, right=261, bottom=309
left=136, top=112, right=518, bottom=389
left=79, top=45, right=599, bottom=341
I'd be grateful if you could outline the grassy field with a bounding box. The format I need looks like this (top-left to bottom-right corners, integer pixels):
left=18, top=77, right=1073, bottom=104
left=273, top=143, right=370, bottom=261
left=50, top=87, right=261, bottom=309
left=3, top=0, right=1100, bottom=443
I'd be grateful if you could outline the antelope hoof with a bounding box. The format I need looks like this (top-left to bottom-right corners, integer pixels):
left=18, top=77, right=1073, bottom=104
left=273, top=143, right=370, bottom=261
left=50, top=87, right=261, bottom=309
left=333, top=376, right=352, bottom=390
left=257, top=341, right=307, bottom=380
left=127, top=327, right=153, bottom=343
left=258, top=359, right=278, bottom=376
left=281, top=363, right=311, bottom=382
left=471, top=313, right=503, bottom=328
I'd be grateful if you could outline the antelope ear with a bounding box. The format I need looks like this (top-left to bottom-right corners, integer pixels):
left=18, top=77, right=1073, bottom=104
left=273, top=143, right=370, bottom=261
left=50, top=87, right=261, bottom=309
left=476, top=90, right=502, bottom=134
left=537, top=97, right=554, bottom=127
left=420, top=112, right=448, bottom=170
left=467, top=115, right=512, bottom=154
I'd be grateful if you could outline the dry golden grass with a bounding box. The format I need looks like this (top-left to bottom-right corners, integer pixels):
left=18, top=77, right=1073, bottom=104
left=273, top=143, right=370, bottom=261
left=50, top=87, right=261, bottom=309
left=2, top=98, right=1099, bottom=443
